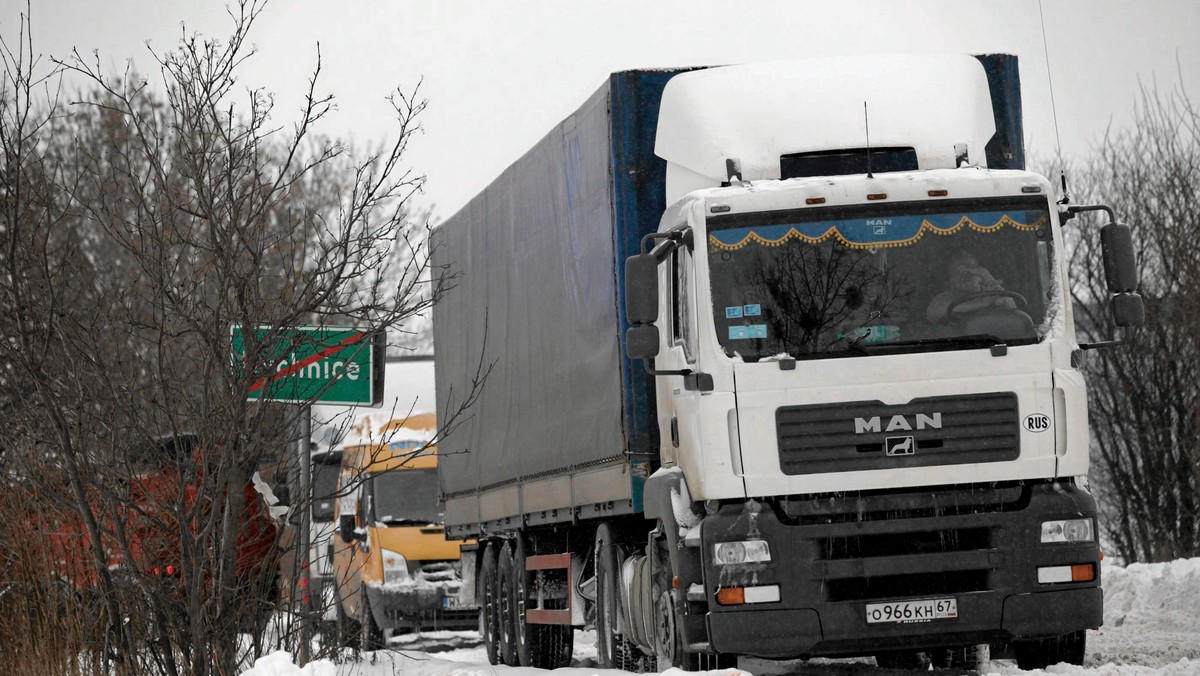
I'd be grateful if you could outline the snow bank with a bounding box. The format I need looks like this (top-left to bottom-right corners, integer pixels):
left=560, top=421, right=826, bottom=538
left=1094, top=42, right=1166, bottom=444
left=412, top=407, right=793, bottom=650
left=1102, top=558, right=1200, bottom=629
left=241, top=652, right=337, bottom=676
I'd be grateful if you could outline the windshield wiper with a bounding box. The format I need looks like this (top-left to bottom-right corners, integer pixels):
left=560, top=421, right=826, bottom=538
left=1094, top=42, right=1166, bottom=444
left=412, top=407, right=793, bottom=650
left=877, top=334, right=1005, bottom=352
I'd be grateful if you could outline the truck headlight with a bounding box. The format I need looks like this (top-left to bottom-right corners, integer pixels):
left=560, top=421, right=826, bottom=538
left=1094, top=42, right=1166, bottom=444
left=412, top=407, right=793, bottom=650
left=382, top=549, right=410, bottom=584
left=713, top=539, right=771, bottom=565
left=1040, top=518, right=1095, bottom=544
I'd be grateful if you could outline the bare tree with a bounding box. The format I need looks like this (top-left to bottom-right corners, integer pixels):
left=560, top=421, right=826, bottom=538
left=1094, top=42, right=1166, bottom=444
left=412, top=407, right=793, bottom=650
left=0, top=2, right=462, bottom=673
left=1063, top=77, right=1200, bottom=564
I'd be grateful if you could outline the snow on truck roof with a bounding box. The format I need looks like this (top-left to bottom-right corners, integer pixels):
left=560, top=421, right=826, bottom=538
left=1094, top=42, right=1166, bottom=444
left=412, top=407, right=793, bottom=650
left=656, top=54, right=998, bottom=204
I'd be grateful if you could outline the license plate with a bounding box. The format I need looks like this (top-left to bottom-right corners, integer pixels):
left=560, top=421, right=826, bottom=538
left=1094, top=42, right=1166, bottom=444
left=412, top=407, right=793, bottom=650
left=442, top=596, right=465, bottom=610
left=866, top=597, right=957, bottom=624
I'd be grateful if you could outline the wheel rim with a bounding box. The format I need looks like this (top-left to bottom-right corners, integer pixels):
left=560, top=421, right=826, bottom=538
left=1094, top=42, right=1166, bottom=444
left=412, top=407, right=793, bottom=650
left=654, top=589, right=676, bottom=666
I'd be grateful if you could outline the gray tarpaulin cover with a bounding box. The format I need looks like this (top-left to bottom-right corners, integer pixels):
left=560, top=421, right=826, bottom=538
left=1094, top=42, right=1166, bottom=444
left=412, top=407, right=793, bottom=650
left=432, top=83, right=627, bottom=499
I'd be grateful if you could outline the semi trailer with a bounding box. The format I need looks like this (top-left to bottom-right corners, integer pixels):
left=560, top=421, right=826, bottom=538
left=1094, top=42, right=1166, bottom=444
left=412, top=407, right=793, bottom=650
left=431, top=54, right=1143, bottom=671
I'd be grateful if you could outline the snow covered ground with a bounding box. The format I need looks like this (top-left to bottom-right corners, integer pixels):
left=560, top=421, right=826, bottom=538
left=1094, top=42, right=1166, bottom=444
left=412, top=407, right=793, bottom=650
left=242, top=558, right=1200, bottom=675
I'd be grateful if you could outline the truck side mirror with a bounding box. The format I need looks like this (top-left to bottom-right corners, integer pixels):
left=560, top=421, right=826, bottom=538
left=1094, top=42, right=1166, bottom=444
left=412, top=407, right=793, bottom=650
left=338, top=514, right=358, bottom=543
left=626, top=324, right=660, bottom=360
left=625, top=254, right=659, bottom=325
left=1100, top=222, right=1144, bottom=330
left=1100, top=222, right=1138, bottom=293
left=1111, top=292, right=1145, bottom=328
left=1073, top=207, right=1146, bottom=348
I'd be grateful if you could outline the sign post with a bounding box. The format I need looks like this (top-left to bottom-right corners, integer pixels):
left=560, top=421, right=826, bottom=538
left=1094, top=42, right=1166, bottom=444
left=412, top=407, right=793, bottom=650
left=231, top=324, right=384, bottom=665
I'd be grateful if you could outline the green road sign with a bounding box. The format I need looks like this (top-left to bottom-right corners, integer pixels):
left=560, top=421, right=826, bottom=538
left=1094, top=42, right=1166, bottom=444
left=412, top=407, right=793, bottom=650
left=230, top=325, right=384, bottom=406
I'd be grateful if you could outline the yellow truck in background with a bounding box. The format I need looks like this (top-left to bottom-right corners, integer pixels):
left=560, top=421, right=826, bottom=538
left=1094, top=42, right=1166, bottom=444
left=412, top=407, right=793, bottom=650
left=331, top=410, right=477, bottom=649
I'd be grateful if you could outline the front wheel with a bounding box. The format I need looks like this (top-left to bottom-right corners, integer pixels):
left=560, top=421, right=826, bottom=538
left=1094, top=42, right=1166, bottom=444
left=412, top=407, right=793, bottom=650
left=594, top=523, right=652, bottom=672
left=1014, top=630, right=1085, bottom=670
left=331, top=587, right=359, bottom=649
left=359, top=592, right=385, bottom=651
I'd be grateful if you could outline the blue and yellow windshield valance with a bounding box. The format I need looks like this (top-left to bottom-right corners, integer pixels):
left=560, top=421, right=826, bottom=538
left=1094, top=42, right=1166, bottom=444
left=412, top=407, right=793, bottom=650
left=708, top=210, right=1047, bottom=252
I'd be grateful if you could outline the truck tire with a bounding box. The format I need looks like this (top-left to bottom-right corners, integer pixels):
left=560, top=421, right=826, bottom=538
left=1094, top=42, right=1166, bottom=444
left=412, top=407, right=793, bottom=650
left=479, top=542, right=501, bottom=665
left=497, top=541, right=520, bottom=666
left=513, top=536, right=574, bottom=668
left=595, top=523, right=652, bottom=672
left=359, top=592, right=385, bottom=651
left=1014, top=630, right=1085, bottom=670
left=332, top=587, right=359, bottom=649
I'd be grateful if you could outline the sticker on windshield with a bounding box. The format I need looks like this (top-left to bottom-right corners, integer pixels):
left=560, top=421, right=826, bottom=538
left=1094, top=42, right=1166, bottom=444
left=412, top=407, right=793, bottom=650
left=743, top=304, right=762, bottom=316
left=726, top=306, right=744, bottom=319
left=729, top=324, right=767, bottom=340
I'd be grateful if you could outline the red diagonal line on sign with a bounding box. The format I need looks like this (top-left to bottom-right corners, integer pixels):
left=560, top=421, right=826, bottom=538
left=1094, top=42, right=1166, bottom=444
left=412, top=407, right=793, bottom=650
left=249, top=332, right=366, bottom=395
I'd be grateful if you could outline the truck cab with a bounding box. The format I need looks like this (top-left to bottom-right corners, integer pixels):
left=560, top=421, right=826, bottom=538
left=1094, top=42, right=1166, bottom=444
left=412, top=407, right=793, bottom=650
left=331, top=411, right=476, bottom=648
left=622, top=56, right=1142, bottom=668
left=433, top=54, right=1143, bottom=672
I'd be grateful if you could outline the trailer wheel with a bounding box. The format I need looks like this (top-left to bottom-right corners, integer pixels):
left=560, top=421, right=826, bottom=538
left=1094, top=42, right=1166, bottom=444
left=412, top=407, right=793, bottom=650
left=479, top=542, right=501, bottom=665
left=595, top=523, right=651, bottom=672
left=514, top=536, right=574, bottom=668
left=1013, top=630, right=1085, bottom=670
left=496, top=541, right=520, bottom=666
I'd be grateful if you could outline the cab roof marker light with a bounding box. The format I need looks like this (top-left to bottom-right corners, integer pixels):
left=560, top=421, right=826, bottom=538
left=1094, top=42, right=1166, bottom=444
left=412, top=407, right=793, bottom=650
left=806, top=197, right=826, bottom=205
left=710, top=204, right=732, bottom=213
left=867, top=193, right=887, bottom=201
left=1022, top=185, right=1043, bottom=193
left=928, top=189, right=949, bottom=197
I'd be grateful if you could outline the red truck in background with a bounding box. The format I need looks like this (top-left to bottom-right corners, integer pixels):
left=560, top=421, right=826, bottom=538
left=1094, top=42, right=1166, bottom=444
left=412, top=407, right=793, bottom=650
left=9, top=433, right=281, bottom=634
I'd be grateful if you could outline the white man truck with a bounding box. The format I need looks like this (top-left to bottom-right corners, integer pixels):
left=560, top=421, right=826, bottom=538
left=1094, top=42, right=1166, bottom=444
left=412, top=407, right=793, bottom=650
left=431, top=54, right=1143, bottom=671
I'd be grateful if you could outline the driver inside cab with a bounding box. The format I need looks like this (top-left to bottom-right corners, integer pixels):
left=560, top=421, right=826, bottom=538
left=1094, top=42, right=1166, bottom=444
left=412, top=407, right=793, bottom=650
left=925, top=250, right=1016, bottom=323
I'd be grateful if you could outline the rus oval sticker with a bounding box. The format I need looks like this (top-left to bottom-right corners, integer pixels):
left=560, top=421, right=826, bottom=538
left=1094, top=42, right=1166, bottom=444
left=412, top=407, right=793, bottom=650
left=1023, top=413, right=1051, bottom=433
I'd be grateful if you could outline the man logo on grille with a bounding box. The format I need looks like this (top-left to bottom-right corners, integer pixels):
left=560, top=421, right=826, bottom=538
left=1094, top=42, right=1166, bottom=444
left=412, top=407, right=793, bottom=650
left=886, top=436, right=915, bottom=456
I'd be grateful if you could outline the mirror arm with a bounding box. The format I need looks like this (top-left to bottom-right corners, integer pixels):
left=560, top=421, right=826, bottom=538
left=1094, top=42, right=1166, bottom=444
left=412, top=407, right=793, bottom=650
left=1080, top=326, right=1133, bottom=351
left=1066, top=204, right=1116, bottom=222
left=642, top=359, right=714, bottom=392
left=640, top=227, right=693, bottom=260
left=642, top=358, right=689, bottom=377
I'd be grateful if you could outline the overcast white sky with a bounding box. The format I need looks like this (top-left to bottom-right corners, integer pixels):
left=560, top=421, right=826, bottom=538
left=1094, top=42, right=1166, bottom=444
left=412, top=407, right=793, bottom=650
left=9, top=0, right=1199, bottom=219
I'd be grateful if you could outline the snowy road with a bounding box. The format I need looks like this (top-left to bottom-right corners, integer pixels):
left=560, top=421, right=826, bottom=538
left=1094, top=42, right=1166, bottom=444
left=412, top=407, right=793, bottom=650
left=244, top=559, right=1200, bottom=675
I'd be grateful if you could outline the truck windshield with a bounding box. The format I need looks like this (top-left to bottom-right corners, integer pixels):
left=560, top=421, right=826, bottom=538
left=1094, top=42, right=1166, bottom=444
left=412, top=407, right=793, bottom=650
left=369, top=467, right=441, bottom=525
left=707, top=197, right=1056, bottom=361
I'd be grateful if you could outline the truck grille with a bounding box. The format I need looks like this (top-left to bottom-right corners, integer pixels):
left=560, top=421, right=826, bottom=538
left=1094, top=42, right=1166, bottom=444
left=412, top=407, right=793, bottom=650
left=779, top=482, right=1027, bottom=602
left=776, top=392, right=1020, bottom=475
left=418, top=561, right=463, bottom=592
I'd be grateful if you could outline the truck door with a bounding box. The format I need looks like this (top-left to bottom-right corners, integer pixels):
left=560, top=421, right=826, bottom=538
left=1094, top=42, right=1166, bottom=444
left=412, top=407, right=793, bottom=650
left=660, top=242, right=746, bottom=498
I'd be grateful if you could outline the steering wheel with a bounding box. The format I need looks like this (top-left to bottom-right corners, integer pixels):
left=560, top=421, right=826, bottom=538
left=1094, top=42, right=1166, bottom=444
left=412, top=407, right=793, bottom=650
left=946, top=290, right=1028, bottom=318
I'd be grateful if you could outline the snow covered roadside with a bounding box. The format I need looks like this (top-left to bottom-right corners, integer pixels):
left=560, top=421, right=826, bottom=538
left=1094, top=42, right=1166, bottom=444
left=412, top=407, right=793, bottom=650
left=242, top=559, right=1200, bottom=675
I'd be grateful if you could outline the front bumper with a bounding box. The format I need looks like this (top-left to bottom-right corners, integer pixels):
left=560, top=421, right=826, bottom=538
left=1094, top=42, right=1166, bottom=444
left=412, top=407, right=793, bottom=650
left=364, top=583, right=478, bottom=631
left=700, top=480, right=1102, bottom=658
